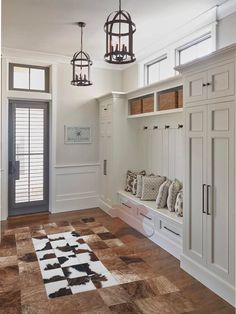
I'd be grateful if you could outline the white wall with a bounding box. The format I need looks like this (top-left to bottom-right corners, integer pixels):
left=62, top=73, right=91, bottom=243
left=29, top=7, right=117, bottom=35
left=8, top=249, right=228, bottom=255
left=122, top=64, right=139, bottom=92
left=217, top=12, right=236, bottom=49
left=56, top=63, right=122, bottom=165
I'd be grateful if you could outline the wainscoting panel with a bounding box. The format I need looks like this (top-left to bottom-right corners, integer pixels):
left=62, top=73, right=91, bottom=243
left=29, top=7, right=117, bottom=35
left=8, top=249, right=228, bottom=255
left=53, top=164, right=100, bottom=213
left=138, top=125, right=184, bottom=183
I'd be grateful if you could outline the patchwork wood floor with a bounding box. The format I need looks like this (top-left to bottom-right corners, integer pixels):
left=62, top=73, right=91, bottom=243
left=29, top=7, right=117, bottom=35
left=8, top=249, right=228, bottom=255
left=0, top=208, right=234, bottom=314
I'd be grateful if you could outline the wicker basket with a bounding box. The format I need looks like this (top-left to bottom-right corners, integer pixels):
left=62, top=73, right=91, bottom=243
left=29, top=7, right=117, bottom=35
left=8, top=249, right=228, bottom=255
left=178, top=89, right=183, bottom=108
left=159, top=91, right=178, bottom=110
left=130, top=99, right=142, bottom=115
left=142, top=96, right=154, bottom=113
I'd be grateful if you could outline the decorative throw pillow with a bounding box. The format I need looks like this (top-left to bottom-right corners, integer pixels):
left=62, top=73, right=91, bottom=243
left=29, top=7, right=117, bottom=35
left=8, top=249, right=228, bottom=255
left=132, top=177, right=138, bottom=195
left=141, top=176, right=166, bottom=201
left=167, top=179, right=183, bottom=212
left=156, top=180, right=172, bottom=208
left=125, top=170, right=146, bottom=192
left=135, top=173, right=154, bottom=198
left=175, top=189, right=183, bottom=217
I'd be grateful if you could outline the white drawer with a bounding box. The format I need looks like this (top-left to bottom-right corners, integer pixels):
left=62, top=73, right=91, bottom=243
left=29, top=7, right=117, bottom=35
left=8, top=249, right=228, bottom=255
left=119, top=195, right=136, bottom=214
left=158, top=217, right=182, bottom=243
left=137, top=205, right=155, bottom=226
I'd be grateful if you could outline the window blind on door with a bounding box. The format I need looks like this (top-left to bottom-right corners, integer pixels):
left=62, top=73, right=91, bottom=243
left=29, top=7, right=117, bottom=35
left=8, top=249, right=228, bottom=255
left=15, top=107, right=45, bottom=203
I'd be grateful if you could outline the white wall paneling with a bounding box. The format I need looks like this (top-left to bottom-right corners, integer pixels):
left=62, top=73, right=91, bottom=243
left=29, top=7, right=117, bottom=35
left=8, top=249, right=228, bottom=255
left=136, top=113, right=184, bottom=182
left=54, top=164, right=100, bottom=213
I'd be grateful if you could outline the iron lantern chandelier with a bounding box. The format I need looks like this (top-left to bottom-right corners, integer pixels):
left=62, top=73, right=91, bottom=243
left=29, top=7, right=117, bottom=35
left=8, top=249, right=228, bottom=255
left=71, top=22, right=93, bottom=86
left=104, top=0, right=136, bottom=64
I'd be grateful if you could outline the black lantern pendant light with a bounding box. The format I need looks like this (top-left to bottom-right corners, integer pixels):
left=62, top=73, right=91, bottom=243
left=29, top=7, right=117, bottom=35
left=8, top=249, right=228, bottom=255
left=71, top=22, right=93, bottom=86
left=104, top=0, right=136, bottom=64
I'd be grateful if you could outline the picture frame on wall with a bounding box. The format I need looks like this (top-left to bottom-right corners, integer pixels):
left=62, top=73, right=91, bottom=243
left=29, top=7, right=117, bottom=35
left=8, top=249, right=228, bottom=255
left=64, top=126, right=91, bottom=144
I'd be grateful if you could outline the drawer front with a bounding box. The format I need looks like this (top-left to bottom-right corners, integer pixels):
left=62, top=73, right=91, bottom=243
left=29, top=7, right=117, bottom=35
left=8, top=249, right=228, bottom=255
left=137, top=205, right=155, bottom=225
left=158, top=218, right=182, bottom=243
left=119, top=195, right=136, bottom=214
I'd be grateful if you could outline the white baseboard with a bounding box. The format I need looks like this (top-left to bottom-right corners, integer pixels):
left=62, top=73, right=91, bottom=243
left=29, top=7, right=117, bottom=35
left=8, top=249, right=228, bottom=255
left=53, top=195, right=99, bottom=213
left=181, top=254, right=235, bottom=307
left=99, top=199, right=117, bottom=217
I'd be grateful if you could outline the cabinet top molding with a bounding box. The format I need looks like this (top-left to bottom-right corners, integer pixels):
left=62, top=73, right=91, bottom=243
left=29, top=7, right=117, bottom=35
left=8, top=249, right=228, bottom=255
left=96, top=91, right=126, bottom=102
left=175, top=43, right=236, bottom=73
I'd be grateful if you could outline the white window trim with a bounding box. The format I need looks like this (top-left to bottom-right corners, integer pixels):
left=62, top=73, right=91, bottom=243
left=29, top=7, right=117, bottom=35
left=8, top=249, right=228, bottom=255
left=145, top=54, right=168, bottom=85
left=175, top=32, right=212, bottom=66
left=138, top=23, right=217, bottom=87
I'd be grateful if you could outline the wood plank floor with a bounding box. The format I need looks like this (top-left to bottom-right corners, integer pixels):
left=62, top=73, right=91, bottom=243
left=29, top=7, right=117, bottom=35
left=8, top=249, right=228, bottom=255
left=0, top=208, right=234, bottom=313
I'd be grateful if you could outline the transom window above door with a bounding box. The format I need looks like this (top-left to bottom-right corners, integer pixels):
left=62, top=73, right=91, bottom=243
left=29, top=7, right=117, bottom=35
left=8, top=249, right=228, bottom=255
left=9, top=63, right=50, bottom=92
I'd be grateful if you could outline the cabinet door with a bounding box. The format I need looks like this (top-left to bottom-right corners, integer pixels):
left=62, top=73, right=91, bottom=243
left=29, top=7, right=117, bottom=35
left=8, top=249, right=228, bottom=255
left=185, top=71, right=208, bottom=104
left=207, top=102, right=235, bottom=283
left=207, top=63, right=235, bottom=100
left=184, top=106, right=207, bottom=265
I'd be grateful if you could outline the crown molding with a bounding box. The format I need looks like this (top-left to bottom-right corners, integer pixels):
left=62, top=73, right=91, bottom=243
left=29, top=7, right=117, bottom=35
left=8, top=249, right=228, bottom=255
left=217, top=0, right=236, bottom=20
left=1, top=47, right=125, bottom=71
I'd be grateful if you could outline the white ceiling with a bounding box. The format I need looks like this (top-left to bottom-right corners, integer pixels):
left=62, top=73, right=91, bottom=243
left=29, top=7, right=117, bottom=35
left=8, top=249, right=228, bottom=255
left=2, top=0, right=228, bottom=62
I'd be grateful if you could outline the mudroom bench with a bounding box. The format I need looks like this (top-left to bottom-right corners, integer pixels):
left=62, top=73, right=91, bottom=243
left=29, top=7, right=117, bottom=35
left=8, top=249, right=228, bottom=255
left=114, top=190, right=183, bottom=259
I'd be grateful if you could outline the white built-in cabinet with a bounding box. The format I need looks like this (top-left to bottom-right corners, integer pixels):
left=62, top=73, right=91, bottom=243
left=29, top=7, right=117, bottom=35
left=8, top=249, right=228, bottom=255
left=176, top=44, right=236, bottom=306
left=97, top=92, right=139, bottom=212
left=185, top=62, right=235, bottom=103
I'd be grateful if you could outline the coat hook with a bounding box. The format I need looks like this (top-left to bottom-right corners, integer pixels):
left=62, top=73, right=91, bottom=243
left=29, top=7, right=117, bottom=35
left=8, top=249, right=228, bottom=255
left=165, top=125, right=170, bottom=129
left=153, top=126, right=158, bottom=129
left=178, top=124, right=183, bottom=129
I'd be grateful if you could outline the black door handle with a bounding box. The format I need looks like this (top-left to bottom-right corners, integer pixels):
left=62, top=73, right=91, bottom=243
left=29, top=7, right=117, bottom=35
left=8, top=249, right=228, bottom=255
left=202, top=184, right=206, bottom=214
left=207, top=185, right=211, bottom=215
left=103, top=160, right=107, bottom=176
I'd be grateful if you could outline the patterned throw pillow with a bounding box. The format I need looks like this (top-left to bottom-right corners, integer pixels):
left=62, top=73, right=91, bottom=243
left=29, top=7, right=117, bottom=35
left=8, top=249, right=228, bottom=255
left=175, top=189, right=183, bottom=217
left=134, top=174, right=154, bottom=198
left=125, top=170, right=146, bottom=192
left=167, top=179, right=183, bottom=212
left=156, top=180, right=172, bottom=208
left=141, top=176, right=166, bottom=201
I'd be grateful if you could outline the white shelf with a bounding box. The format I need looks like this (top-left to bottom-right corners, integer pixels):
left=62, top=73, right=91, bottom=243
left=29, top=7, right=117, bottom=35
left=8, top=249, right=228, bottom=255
left=127, top=108, right=183, bottom=119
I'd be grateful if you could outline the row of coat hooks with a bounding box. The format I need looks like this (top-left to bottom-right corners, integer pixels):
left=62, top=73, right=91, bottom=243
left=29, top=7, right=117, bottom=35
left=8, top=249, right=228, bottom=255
left=143, top=124, right=184, bottom=130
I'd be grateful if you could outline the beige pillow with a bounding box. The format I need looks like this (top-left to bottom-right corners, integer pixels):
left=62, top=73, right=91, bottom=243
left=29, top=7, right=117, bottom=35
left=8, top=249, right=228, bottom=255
left=167, top=179, right=183, bottom=212
left=156, top=180, right=172, bottom=208
left=175, top=190, right=183, bottom=217
left=135, top=174, right=154, bottom=198
left=141, top=176, right=166, bottom=201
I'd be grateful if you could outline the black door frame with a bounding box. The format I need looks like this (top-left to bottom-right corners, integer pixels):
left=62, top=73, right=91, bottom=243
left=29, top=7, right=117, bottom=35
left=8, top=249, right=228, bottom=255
left=8, top=100, right=49, bottom=216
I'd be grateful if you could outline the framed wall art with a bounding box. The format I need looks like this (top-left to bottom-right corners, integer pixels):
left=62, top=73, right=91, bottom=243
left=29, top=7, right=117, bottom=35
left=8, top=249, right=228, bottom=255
left=64, top=126, right=91, bottom=144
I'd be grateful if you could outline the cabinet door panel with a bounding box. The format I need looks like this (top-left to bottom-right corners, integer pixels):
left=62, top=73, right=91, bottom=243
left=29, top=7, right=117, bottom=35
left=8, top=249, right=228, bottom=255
left=207, top=102, right=235, bottom=283
left=207, top=63, right=235, bottom=99
left=184, top=106, right=207, bottom=265
left=185, top=72, right=208, bottom=104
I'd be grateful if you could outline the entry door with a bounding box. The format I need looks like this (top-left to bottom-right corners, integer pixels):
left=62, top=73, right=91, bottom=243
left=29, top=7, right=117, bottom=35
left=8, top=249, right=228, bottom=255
left=8, top=101, right=49, bottom=216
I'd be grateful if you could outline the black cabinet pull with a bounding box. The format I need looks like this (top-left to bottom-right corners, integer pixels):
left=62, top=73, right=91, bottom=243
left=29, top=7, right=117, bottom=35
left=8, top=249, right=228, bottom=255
left=164, top=226, right=180, bottom=236
left=202, top=184, right=206, bottom=214
left=140, top=212, right=152, bottom=220
left=207, top=185, right=211, bottom=215
left=121, top=202, right=131, bottom=209
left=202, top=83, right=207, bottom=87
left=207, top=82, right=211, bottom=86
left=103, top=160, right=107, bottom=175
